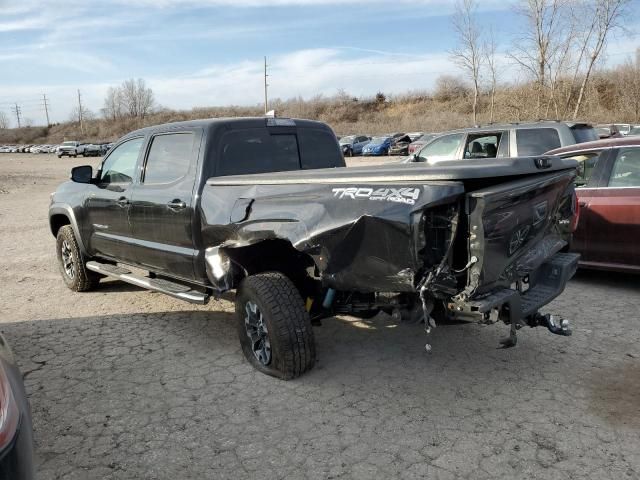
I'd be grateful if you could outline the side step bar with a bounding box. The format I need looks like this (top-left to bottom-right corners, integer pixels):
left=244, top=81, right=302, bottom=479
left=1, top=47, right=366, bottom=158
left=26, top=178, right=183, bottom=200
left=86, top=261, right=209, bottom=304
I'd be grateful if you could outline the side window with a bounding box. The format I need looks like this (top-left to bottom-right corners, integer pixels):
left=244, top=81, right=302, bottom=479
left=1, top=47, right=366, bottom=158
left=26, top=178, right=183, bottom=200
left=143, top=133, right=195, bottom=185
left=299, top=129, right=344, bottom=169
left=100, top=137, right=144, bottom=186
left=418, top=133, right=464, bottom=161
left=609, top=148, right=640, bottom=188
left=562, top=151, right=604, bottom=187
left=516, top=128, right=561, bottom=156
left=464, top=133, right=501, bottom=159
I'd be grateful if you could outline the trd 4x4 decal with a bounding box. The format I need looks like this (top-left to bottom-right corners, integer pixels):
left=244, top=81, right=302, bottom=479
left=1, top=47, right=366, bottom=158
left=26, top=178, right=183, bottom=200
left=331, top=187, right=421, bottom=205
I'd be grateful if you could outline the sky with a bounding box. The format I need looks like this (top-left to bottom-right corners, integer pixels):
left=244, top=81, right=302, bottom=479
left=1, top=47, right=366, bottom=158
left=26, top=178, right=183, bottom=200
left=0, top=0, right=638, bottom=126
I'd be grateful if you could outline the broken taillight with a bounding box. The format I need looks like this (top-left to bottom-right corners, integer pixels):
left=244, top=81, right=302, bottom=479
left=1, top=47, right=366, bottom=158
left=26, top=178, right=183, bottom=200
left=0, top=361, right=19, bottom=451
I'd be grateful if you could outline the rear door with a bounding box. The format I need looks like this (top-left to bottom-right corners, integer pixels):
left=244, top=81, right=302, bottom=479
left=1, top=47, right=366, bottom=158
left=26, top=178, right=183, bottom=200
left=583, top=147, right=640, bottom=270
left=128, top=130, right=202, bottom=279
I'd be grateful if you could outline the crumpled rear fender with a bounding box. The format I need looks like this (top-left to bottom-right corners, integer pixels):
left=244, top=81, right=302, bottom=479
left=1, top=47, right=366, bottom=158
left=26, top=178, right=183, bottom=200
left=200, top=182, right=464, bottom=293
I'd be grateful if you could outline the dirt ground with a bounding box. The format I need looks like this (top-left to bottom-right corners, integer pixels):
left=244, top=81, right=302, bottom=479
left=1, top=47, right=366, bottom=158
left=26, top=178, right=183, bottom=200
left=1, top=153, right=639, bottom=479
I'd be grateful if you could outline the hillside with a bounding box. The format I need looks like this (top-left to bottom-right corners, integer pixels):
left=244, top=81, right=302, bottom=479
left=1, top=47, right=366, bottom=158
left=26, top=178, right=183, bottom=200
left=2, top=68, right=639, bottom=145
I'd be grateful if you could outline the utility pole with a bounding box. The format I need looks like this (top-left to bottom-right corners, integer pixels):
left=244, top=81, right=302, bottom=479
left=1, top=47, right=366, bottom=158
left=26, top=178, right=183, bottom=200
left=77, top=89, right=84, bottom=134
left=12, top=103, right=21, bottom=128
left=264, top=56, right=269, bottom=114
left=42, top=93, right=50, bottom=126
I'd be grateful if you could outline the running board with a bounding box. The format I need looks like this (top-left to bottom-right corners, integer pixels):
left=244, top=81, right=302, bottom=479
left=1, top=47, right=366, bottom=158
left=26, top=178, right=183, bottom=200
left=86, top=261, right=209, bottom=304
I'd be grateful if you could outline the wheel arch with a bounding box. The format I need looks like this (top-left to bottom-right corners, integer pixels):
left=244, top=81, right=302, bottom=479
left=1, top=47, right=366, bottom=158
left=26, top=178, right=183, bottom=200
left=205, top=239, right=317, bottom=293
left=49, top=205, right=87, bottom=255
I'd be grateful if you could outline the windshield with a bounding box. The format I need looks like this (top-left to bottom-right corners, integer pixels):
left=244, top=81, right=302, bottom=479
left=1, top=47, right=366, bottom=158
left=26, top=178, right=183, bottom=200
left=629, top=127, right=640, bottom=136
left=62, top=141, right=76, bottom=146
left=339, top=136, right=355, bottom=145
left=370, top=136, right=389, bottom=145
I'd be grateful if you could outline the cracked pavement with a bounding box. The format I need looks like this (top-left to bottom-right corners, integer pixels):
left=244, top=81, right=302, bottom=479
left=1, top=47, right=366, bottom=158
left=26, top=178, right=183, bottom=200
left=1, top=154, right=639, bottom=479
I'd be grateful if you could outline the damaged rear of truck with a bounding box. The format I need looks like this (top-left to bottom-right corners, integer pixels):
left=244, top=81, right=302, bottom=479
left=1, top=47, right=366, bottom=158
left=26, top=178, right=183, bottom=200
left=203, top=156, right=579, bottom=377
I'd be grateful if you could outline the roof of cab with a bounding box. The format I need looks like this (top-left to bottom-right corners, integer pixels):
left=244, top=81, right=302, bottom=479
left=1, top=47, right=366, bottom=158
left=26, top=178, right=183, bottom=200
left=120, top=117, right=333, bottom=140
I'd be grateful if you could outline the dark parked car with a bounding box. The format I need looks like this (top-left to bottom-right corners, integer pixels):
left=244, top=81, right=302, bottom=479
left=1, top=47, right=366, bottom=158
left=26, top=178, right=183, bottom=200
left=406, top=121, right=598, bottom=164
left=388, top=134, right=413, bottom=156
left=0, top=334, right=35, bottom=480
left=49, top=117, right=579, bottom=380
left=339, top=135, right=370, bottom=157
left=546, top=137, right=640, bottom=273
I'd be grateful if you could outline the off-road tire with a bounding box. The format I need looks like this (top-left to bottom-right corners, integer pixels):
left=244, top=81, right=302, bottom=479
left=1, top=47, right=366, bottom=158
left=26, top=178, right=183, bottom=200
left=235, top=272, right=316, bottom=380
left=56, top=225, right=100, bottom=292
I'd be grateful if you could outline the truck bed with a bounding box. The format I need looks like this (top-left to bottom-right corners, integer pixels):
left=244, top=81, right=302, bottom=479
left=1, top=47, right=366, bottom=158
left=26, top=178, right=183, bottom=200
left=206, top=156, right=577, bottom=185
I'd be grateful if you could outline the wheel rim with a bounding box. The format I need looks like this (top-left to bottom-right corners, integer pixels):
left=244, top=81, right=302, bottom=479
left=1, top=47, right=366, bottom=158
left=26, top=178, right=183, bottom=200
left=244, top=301, right=271, bottom=366
left=61, top=240, right=75, bottom=279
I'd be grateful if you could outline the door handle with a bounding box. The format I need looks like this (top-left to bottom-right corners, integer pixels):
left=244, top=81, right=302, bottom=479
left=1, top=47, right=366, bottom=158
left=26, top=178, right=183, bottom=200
left=167, top=199, right=186, bottom=210
left=116, top=197, right=129, bottom=207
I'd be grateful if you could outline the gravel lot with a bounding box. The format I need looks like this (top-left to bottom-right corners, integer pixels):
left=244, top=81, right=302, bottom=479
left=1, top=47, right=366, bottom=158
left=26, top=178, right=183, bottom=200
left=1, top=153, right=639, bottom=480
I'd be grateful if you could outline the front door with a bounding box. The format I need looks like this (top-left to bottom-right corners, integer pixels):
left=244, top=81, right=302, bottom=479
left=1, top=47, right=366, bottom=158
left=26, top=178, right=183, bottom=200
left=84, top=137, right=146, bottom=263
left=128, top=130, right=201, bottom=280
left=585, top=147, right=640, bottom=270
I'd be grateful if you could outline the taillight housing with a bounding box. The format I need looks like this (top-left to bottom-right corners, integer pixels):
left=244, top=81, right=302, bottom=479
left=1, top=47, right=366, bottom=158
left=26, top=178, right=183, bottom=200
left=0, top=361, right=19, bottom=451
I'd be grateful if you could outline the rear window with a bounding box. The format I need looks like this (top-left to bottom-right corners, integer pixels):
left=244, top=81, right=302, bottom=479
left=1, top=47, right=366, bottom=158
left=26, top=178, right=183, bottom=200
left=609, top=148, right=640, bottom=188
left=571, top=125, right=598, bottom=143
left=299, top=129, right=343, bottom=169
left=217, top=127, right=342, bottom=176
left=516, top=128, right=561, bottom=156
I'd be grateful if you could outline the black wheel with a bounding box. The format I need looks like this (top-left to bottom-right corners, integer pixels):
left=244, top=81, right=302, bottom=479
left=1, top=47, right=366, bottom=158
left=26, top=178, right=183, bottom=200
left=235, top=272, right=316, bottom=380
left=56, top=225, right=100, bottom=292
left=347, top=148, right=353, bottom=157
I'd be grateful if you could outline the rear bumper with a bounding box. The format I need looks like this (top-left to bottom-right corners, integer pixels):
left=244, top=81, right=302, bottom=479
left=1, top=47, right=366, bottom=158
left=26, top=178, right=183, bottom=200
left=449, top=252, right=579, bottom=322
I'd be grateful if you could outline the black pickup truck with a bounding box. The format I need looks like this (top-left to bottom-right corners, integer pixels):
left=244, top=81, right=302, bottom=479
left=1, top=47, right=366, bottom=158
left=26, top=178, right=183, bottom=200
left=49, top=117, right=579, bottom=379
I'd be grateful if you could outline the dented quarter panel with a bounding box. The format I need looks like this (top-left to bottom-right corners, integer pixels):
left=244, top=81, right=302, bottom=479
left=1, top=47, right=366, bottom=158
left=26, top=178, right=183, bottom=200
left=200, top=181, right=465, bottom=292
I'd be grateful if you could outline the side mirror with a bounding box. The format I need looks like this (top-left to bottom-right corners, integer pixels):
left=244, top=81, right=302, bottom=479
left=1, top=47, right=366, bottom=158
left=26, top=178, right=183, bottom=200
left=71, top=165, right=93, bottom=183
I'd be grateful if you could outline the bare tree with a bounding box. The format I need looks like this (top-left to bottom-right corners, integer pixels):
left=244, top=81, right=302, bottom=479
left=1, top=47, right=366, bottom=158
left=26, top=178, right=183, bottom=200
left=571, top=0, right=631, bottom=118
left=0, top=111, right=9, bottom=129
left=102, top=86, right=124, bottom=120
left=68, top=106, right=94, bottom=124
left=511, top=0, right=567, bottom=115
left=615, top=47, right=640, bottom=122
left=450, top=0, right=483, bottom=124
left=121, top=78, right=155, bottom=119
left=484, top=29, right=498, bottom=123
